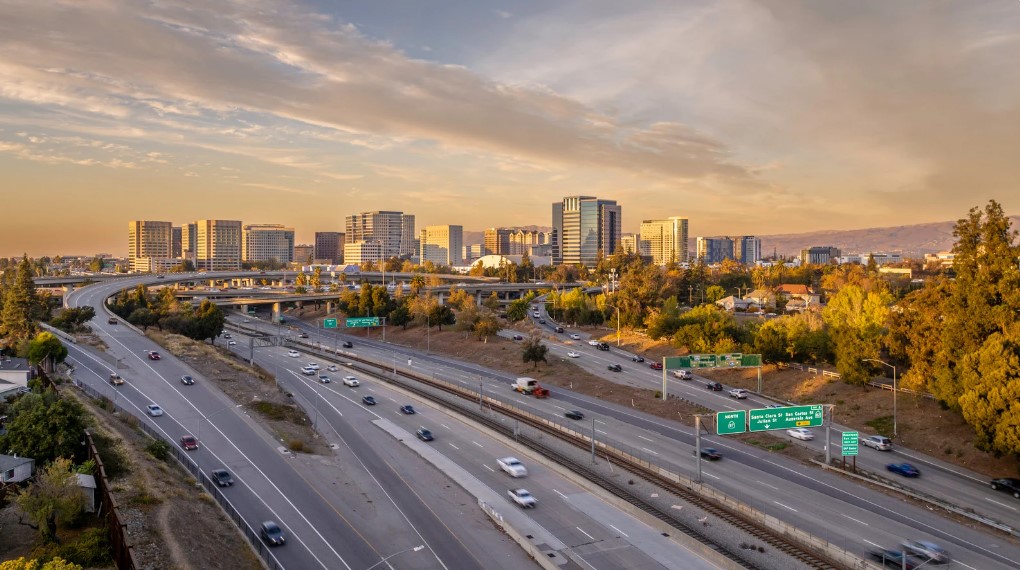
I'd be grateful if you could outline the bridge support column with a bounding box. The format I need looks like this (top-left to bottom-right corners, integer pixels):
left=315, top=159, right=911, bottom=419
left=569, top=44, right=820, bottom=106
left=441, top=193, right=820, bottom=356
left=476, top=291, right=482, bottom=306
left=326, top=301, right=334, bottom=314
left=240, top=304, right=248, bottom=315
left=437, top=293, right=445, bottom=306
left=209, top=280, right=216, bottom=288
left=272, top=302, right=281, bottom=322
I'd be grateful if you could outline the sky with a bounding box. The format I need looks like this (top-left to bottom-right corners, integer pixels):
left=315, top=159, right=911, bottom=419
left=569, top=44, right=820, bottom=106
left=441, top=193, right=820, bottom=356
left=1, top=0, right=1019, bottom=257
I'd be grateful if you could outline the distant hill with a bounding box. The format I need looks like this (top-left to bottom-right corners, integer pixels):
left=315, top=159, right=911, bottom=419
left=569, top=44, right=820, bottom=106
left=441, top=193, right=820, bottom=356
left=760, top=216, right=1020, bottom=258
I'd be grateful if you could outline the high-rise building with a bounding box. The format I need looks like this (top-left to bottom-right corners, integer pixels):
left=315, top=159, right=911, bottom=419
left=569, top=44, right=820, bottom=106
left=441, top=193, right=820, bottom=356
left=419, top=225, right=463, bottom=266
left=128, top=220, right=173, bottom=272
left=640, top=217, right=689, bottom=265
left=293, top=244, right=314, bottom=264
left=801, top=246, right=841, bottom=265
left=735, top=236, right=761, bottom=264
left=509, top=230, right=547, bottom=255
left=696, top=237, right=735, bottom=264
left=171, top=226, right=182, bottom=259
left=484, top=228, right=513, bottom=256
left=343, top=241, right=384, bottom=265
left=195, top=219, right=242, bottom=271
left=345, top=211, right=415, bottom=259
left=181, top=223, right=197, bottom=266
left=242, top=224, right=295, bottom=263
left=463, top=243, right=485, bottom=261
left=551, top=196, right=621, bottom=266
left=314, top=232, right=344, bottom=264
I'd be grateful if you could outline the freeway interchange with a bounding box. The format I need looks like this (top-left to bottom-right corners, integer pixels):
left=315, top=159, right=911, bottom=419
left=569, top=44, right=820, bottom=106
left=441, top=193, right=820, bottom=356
left=62, top=272, right=1020, bottom=569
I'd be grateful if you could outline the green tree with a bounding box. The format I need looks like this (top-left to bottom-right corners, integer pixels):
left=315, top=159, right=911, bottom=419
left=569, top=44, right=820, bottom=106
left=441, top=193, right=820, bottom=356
left=644, top=296, right=683, bottom=340
left=1, top=255, right=45, bottom=341
left=49, top=307, right=95, bottom=333
left=956, top=325, right=1020, bottom=457
left=0, top=557, right=83, bottom=570
left=15, top=457, right=86, bottom=543
left=473, top=313, right=502, bottom=342
left=754, top=319, right=789, bottom=364
left=409, top=274, right=426, bottom=296
left=822, top=284, right=893, bottom=384
left=190, top=300, right=225, bottom=342
left=0, top=392, right=88, bottom=464
left=704, top=285, right=726, bottom=304
left=127, top=307, right=157, bottom=330
left=311, top=267, right=322, bottom=291
left=388, top=304, right=412, bottom=330
left=482, top=292, right=501, bottom=312
left=27, top=332, right=68, bottom=367
left=428, top=305, right=456, bottom=331
left=886, top=279, right=951, bottom=391
left=506, top=298, right=529, bottom=323
left=521, top=336, right=548, bottom=369
left=87, top=256, right=104, bottom=273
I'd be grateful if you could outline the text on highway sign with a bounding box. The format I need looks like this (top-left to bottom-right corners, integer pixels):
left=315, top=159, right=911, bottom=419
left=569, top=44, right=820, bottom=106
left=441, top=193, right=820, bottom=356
left=842, top=431, right=859, bottom=456
left=716, top=410, right=747, bottom=435
left=323, top=318, right=338, bottom=329
left=345, top=317, right=380, bottom=328
left=748, top=405, right=824, bottom=432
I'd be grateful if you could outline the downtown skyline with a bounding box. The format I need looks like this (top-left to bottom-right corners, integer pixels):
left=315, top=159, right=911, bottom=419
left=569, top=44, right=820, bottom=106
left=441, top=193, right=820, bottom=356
left=2, top=0, right=1019, bottom=257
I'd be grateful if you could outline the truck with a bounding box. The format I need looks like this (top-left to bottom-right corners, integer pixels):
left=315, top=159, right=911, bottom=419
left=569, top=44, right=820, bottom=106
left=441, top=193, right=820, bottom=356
left=512, top=377, right=549, bottom=398
left=109, top=373, right=124, bottom=386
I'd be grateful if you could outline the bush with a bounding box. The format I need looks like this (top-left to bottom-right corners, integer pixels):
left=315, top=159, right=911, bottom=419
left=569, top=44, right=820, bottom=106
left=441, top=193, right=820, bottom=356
left=57, top=527, right=112, bottom=567
left=146, top=439, right=170, bottom=461
left=88, top=432, right=130, bottom=479
left=288, top=440, right=305, bottom=452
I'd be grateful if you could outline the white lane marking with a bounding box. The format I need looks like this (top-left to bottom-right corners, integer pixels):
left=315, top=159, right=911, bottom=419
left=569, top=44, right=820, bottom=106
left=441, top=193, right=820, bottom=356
left=553, top=488, right=569, bottom=500
left=756, top=480, right=778, bottom=491
left=472, top=441, right=484, bottom=448
left=702, top=472, right=720, bottom=480
left=637, top=435, right=653, bottom=442
left=576, top=527, right=595, bottom=541
left=641, top=448, right=659, bottom=456
left=595, top=419, right=606, bottom=425
left=448, top=443, right=460, bottom=450
left=440, top=424, right=451, bottom=430
left=552, top=404, right=566, bottom=411
left=985, top=497, right=1018, bottom=511
left=368, top=387, right=376, bottom=392
left=483, top=465, right=495, bottom=472
left=773, top=501, right=798, bottom=512
left=608, top=524, right=629, bottom=537
left=595, top=429, right=608, bottom=435
left=841, top=514, right=869, bottom=526
left=863, top=539, right=882, bottom=548
left=955, top=561, right=978, bottom=570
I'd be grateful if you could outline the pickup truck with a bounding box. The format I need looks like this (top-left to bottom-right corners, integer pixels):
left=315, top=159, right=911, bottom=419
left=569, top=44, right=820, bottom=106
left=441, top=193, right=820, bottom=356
left=109, top=373, right=124, bottom=386
left=497, top=457, right=527, bottom=477
left=508, top=488, right=537, bottom=508
left=673, top=370, right=692, bottom=380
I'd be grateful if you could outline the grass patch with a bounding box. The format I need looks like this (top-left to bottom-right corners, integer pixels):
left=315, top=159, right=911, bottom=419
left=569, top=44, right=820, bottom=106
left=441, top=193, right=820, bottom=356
left=247, top=401, right=307, bottom=424
left=765, top=442, right=789, bottom=452
left=865, top=415, right=894, bottom=436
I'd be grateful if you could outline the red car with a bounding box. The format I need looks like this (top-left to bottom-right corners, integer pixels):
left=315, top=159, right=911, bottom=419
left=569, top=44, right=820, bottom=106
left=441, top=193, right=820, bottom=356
left=649, top=362, right=663, bottom=370
left=147, top=351, right=161, bottom=360
left=180, top=435, right=199, bottom=450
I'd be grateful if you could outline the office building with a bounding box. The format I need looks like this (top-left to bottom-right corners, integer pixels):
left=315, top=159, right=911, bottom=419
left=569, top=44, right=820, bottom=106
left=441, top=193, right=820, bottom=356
left=195, top=219, right=242, bottom=271
left=171, top=226, right=182, bottom=259
left=314, top=232, right=344, bottom=264
left=800, top=246, right=842, bottom=265
left=343, top=241, right=384, bottom=265
left=181, top=223, right=197, bottom=266
left=640, top=217, right=689, bottom=265
left=293, top=244, right=314, bottom=264
left=463, top=243, right=485, bottom=261
left=696, top=237, right=735, bottom=264
left=127, top=220, right=173, bottom=272
left=735, top=236, right=762, bottom=265
left=509, top=230, right=547, bottom=255
left=420, top=225, right=463, bottom=266
left=345, top=211, right=415, bottom=259
left=242, top=224, right=295, bottom=263
left=551, top=196, right=622, bottom=266
left=484, top=228, right=513, bottom=256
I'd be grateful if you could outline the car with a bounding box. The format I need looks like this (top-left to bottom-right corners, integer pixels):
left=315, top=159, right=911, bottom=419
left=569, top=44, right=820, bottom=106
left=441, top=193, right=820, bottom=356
left=223, top=333, right=231, bottom=339
left=862, top=435, right=893, bottom=451
left=362, top=395, right=376, bottom=405
left=555, top=326, right=564, bottom=333
left=700, top=448, right=722, bottom=460
left=243, top=319, right=250, bottom=323
left=260, top=521, right=286, bottom=546
left=868, top=549, right=924, bottom=569
left=565, top=410, right=584, bottom=420
left=107, top=318, right=118, bottom=325
left=673, top=370, right=692, bottom=380
left=211, top=469, right=234, bottom=487
left=327, top=365, right=338, bottom=372
left=298, top=332, right=309, bottom=339
left=607, top=364, right=622, bottom=372
left=787, top=428, right=814, bottom=441
left=497, top=457, right=527, bottom=477
left=342, top=376, right=360, bottom=387
left=631, top=355, right=645, bottom=363
left=301, top=366, right=316, bottom=375
left=728, top=388, right=748, bottom=399
left=570, top=333, right=581, bottom=340
left=512, top=334, right=524, bottom=341
left=180, top=375, right=195, bottom=385
left=766, top=403, right=784, bottom=409
left=416, top=428, right=434, bottom=441
left=705, top=382, right=723, bottom=391
left=508, top=488, right=537, bottom=508
left=109, top=373, right=124, bottom=386
left=180, top=435, right=199, bottom=450
left=887, top=463, right=921, bottom=478
left=228, top=340, right=237, bottom=346
left=156, top=274, right=164, bottom=279
left=539, top=318, right=546, bottom=324
left=596, top=342, right=610, bottom=351
left=400, top=405, right=416, bottom=415
left=649, top=362, right=663, bottom=370
left=342, top=341, right=353, bottom=348
left=287, top=350, right=300, bottom=357
left=990, top=477, right=1020, bottom=498
left=318, top=375, right=331, bottom=384
left=566, top=351, right=580, bottom=358
left=532, top=312, right=540, bottom=318
left=147, top=351, right=161, bottom=360
left=900, top=540, right=950, bottom=563
left=307, top=363, right=320, bottom=370
left=587, top=339, right=600, bottom=346
left=146, top=404, right=163, bottom=417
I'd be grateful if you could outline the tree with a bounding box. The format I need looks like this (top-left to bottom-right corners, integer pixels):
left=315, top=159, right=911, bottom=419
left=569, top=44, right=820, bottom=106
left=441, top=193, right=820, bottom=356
left=49, top=307, right=95, bottom=333
left=190, top=300, right=225, bottom=342
left=388, top=304, right=412, bottom=330
left=27, top=332, right=68, bottom=367
left=127, top=307, right=157, bottom=331
left=886, top=279, right=951, bottom=391
left=473, top=313, right=502, bottom=343
left=644, top=296, right=683, bottom=340
left=0, top=558, right=83, bottom=570
left=87, top=256, right=104, bottom=273
left=428, top=305, right=456, bottom=331
left=956, top=325, right=1020, bottom=458
left=447, top=288, right=472, bottom=311
left=521, top=336, right=548, bottom=369
left=1, top=255, right=45, bottom=341
left=0, top=392, right=88, bottom=464
left=704, top=285, right=726, bottom=304
left=482, top=292, right=501, bottom=312
left=506, top=298, right=529, bottom=323
left=15, top=457, right=86, bottom=543
left=410, top=274, right=426, bottom=296
left=822, top=284, right=893, bottom=384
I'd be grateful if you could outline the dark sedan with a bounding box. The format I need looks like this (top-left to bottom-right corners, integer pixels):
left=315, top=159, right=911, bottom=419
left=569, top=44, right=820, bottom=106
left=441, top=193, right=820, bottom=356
left=180, top=375, right=195, bottom=385
left=990, top=477, right=1020, bottom=499
left=211, top=469, right=234, bottom=487
left=260, top=521, right=286, bottom=546
left=649, top=362, right=663, bottom=370
left=887, top=463, right=920, bottom=478
left=705, top=382, right=723, bottom=391
left=362, top=395, right=376, bottom=406
left=342, top=341, right=353, bottom=348
left=416, top=428, right=434, bottom=441
left=700, top=448, right=722, bottom=460
left=565, top=410, right=584, bottom=420
left=400, top=405, right=416, bottom=414
left=607, top=364, right=622, bottom=372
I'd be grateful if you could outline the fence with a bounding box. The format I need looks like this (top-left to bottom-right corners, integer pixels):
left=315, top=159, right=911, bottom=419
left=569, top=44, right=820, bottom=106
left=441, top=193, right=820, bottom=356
left=778, top=362, right=935, bottom=400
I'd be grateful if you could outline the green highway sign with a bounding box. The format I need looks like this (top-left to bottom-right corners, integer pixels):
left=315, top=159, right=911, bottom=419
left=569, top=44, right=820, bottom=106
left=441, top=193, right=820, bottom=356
left=748, top=405, right=824, bottom=432
left=842, top=431, right=859, bottom=456
left=740, top=354, right=762, bottom=367
left=345, top=317, right=380, bottom=328
left=666, top=353, right=762, bottom=369
left=323, top=318, right=338, bottom=329
left=716, top=410, right=747, bottom=435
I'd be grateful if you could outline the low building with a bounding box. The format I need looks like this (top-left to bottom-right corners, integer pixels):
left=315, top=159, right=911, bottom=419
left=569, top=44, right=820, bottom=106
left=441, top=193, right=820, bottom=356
left=716, top=295, right=751, bottom=311
left=76, top=473, right=97, bottom=513
left=743, top=289, right=776, bottom=308
left=0, top=357, right=31, bottom=398
left=0, top=454, right=35, bottom=484
left=467, top=254, right=553, bottom=270
left=800, top=246, right=841, bottom=265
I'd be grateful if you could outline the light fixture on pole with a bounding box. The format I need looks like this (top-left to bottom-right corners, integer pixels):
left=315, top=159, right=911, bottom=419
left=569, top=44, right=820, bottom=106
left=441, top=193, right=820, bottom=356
left=862, top=358, right=897, bottom=437
left=365, top=545, right=425, bottom=570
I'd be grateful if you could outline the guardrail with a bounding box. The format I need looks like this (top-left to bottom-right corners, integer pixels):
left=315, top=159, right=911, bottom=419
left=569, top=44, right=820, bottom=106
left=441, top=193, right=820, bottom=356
left=777, top=363, right=935, bottom=400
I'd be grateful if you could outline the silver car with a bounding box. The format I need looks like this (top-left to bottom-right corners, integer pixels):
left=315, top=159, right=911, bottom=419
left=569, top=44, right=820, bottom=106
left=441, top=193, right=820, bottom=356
left=862, top=435, right=893, bottom=451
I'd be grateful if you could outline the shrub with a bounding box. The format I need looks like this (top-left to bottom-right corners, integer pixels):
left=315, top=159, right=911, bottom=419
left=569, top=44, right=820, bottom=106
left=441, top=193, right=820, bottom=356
left=288, top=440, right=305, bottom=452
left=57, top=527, right=112, bottom=567
left=146, top=439, right=170, bottom=461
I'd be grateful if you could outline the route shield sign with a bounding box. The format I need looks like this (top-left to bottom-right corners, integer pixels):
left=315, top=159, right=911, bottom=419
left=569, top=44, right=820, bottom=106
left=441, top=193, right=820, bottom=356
left=842, top=431, right=859, bottom=456
left=345, top=317, right=380, bottom=328
left=716, top=410, right=747, bottom=435
left=748, top=405, right=824, bottom=432
left=323, top=318, right=338, bottom=329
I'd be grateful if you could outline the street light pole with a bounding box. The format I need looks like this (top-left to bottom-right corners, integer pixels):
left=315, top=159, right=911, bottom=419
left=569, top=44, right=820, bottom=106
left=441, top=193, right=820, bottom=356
left=863, top=358, right=897, bottom=438
left=365, top=545, right=425, bottom=570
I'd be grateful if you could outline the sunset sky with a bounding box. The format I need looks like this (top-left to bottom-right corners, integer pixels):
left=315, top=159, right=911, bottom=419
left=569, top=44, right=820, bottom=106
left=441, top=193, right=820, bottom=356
left=1, top=0, right=1019, bottom=257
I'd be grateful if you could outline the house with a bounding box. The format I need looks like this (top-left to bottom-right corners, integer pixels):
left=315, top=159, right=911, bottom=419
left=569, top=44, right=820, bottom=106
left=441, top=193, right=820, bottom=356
left=76, top=473, right=97, bottom=513
left=743, top=289, right=776, bottom=308
left=0, top=357, right=32, bottom=398
left=776, top=284, right=821, bottom=306
left=0, top=454, right=35, bottom=484
left=716, top=295, right=751, bottom=311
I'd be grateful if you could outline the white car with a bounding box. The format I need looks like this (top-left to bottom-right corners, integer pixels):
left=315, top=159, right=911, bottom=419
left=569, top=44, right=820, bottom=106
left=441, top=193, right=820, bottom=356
left=497, top=457, right=527, bottom=478
left=728, top=388, right=748, bottom=399
left=587, top=339, right=600, bottom=346
left=342, top=376, right=360, bottom=387
left=508, top=488, right=537, bottom=508
left=318, top=375, right=331, bottom=384
left=673, top=370, right=693, bottom=380
left=566, top=351, right=580, bottom=358
left=787, top=428, right=814, bottom=441
left=301, top=366, right=316, bottom=375
left=228, top=340, right=237, bottom=346
left=146, top=404, right=164, bottom=417
left=287, top=350, right=300, bottom=358
left=326, top=365, right=339, bottom=372
left=570, top=334, right=581, bottom=340
left=307, top=363, right=320, bottom=370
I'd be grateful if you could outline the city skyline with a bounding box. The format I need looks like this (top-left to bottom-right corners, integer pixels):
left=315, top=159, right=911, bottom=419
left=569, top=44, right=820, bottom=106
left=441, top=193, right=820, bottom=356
left=2, top=1, right=1019, bottom=257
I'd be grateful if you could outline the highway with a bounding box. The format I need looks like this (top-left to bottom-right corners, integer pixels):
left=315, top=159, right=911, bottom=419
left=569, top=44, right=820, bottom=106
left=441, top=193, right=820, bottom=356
left=261, top=309, right=1020, bottom=570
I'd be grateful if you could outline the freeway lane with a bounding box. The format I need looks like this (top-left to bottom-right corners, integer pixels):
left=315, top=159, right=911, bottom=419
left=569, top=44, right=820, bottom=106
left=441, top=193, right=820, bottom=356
left=264, top=315, right=1020, bottom=569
